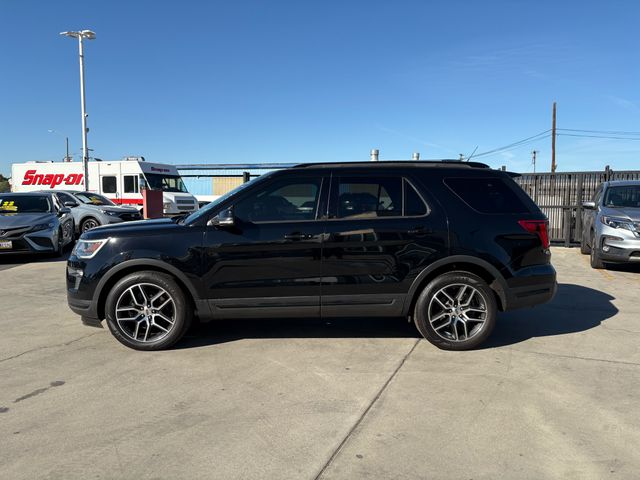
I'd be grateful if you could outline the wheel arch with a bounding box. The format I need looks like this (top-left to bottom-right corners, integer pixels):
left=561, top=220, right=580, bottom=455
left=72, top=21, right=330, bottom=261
left=402, top=255, right=509, bottom=317
left=95, top=259, right=202, bottom=320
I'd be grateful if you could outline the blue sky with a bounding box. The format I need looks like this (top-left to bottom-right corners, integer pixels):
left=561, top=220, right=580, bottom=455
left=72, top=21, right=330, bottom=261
left=1, top=0, right=639, bottom=177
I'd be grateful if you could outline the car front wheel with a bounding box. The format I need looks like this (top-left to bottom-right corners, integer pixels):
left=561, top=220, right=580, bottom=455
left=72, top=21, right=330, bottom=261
left=414, top=271, right=497, bottom=351
left=81, top=217, right=100, bottom=233
left=105, top=271, right=192, bottom=350
left=590, top=233, right=605, bottom=269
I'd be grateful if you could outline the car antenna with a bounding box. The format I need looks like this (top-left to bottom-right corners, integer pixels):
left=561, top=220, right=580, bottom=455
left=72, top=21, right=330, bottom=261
left=466, top=146, right=478, bottom=162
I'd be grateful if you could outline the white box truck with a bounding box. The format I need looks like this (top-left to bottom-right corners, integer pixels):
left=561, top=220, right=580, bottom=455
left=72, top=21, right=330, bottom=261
left=11, top=157, right=199, bottom=216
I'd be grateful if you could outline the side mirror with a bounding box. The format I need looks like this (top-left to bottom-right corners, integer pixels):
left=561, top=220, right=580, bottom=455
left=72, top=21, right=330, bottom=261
left=207, top=207, right=235, bottom=228
left=64, top=201, right=79, bottom=208
left=58, top=207, right=72, bottom=216
left=582, top=201, right=596, bottom=210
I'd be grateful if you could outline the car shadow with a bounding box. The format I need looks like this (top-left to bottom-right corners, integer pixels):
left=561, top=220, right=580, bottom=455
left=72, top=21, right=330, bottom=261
left=0, top=251, right=70, bottom=268
left=175, top=283, right=617, bottom=350
left=482, top=283, right=618, bottom=348
left=177, top=316, right=420, bottom=349
left=604, top=263, right=640, bottom=273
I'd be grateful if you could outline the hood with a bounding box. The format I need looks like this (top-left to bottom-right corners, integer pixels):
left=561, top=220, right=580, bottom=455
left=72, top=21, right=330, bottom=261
left=0, top=212, right=56, bottom=229
left=601, top=206, right=640, bottom=221
left=163, top=192, right=195, bottom=198
left=96, top=205, right=139, bottom=213
left=81, top=217, right=177, bottom=239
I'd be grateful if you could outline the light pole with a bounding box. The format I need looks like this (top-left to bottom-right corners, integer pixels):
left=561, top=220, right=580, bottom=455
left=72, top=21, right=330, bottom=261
left=60, top=29, right=96, bottom=189
left=47, top=129, right=71, bottom=161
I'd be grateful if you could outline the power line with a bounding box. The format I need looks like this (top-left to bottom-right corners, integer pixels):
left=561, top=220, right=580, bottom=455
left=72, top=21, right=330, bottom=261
left=558, top=128, right=640, bottom=136
left=473, top=130, right=551, bottom=158
left=558, top=133, right=640, bottom=141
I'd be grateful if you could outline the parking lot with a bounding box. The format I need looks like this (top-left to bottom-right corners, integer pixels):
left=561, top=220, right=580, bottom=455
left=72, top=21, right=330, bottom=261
left=0, top=247, right=638, bottom=479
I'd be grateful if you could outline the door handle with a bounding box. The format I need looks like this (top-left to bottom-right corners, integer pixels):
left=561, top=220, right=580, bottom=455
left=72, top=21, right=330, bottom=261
left=284, top=232, right=314, bottom=241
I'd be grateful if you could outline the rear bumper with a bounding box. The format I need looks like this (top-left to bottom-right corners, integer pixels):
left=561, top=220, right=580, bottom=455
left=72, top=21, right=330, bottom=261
left=503, top=264, right=557, bottom=311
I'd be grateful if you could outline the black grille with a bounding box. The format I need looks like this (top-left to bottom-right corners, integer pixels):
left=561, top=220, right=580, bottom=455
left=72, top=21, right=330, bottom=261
left=118, top=213, right=142, bottom=221
left=30, top=237, right=54, bottom=249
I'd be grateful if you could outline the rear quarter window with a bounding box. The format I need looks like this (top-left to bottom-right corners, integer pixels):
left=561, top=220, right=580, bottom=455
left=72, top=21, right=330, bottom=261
left=444, top=177, right=529, bottom=214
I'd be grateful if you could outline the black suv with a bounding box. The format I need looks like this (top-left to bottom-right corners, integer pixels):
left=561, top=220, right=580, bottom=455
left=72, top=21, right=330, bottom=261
left=67, top=161, right=556, bottom=351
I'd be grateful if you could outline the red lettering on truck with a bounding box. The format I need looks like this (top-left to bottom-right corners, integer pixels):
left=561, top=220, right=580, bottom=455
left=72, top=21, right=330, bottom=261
left=22, top=169, right=84, bottom=188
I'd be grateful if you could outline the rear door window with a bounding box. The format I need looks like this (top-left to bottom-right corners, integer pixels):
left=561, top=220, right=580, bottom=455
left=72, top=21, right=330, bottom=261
left=404, top=179, right=428, bottom=216
left=444, top=177, right=529, bottom=214
left=334, top=177, right=402, bottom=219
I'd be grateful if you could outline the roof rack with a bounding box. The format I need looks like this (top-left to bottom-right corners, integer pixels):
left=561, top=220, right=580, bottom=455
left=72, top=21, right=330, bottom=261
left=292, top=160, right=490, bottom=169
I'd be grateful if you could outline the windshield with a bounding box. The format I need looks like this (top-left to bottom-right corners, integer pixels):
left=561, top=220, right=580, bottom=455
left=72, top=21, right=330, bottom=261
left=184, top=172, right=275, bottom=224
left=604, top=186, right=640, bottom=208
left=74, top=192, right=115, bottom=206
left=0, top=195, right=52, bottom=213
left=144, top=173, right=188, bottom=193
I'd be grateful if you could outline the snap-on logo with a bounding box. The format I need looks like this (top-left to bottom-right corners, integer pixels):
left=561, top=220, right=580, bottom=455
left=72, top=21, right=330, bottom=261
left=21, top=169, right=84, bottom=188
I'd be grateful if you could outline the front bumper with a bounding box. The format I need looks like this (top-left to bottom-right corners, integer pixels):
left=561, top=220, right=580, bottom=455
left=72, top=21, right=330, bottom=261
left=67, top=261, right=103, bottom=327
left=597, top=234, right=640, bottom=263
left=0, top=227, right=58, bottom=254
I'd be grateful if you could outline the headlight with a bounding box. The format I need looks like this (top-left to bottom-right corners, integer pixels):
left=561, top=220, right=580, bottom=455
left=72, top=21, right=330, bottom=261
left=163, top=202, right=171, bottom=209
left=100, top=210, right=120, bottom=217
left=72, top=238, right=109, bottom=259
left=601, top=216, right=637, bottom=232
left=30, top=222, right=55, bottom=232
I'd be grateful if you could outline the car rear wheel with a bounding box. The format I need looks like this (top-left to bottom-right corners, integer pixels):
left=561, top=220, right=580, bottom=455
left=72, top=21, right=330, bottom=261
left=81, top=217, right=100, bottom=233
left=105, top=271, right=192, bottom=350
left=414, top=272, right=497, bottom=351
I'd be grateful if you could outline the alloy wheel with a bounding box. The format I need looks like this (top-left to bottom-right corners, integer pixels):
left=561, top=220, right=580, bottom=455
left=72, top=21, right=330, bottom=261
left=115, top=283, right=176, bottom=343
left=82, top=219, right=99, bottom=232
left=427, top=283, right=488, bottom=342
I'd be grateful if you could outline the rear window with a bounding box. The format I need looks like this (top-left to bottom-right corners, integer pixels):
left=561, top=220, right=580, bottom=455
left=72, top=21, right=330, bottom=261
left=444, top=177, right=529, bottom=214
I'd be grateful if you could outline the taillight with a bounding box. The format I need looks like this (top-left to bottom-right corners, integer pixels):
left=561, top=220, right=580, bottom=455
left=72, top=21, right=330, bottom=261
left=518, top=220, right=550, bottom=249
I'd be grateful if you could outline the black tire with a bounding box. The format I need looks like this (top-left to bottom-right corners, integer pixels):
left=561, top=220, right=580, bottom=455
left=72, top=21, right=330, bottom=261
left=580, top=230, right=591, bottom=255
left=81, top=217, right=100, bottom=233
left=105, top=271, right=192, bottom=350
left=414, top=271, right=497, bottom=351
left=590, top=234, right=605, bottom=269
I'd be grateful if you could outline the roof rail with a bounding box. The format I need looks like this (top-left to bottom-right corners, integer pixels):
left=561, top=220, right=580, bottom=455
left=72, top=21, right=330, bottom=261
left=292, top=160, right=490, bottom=169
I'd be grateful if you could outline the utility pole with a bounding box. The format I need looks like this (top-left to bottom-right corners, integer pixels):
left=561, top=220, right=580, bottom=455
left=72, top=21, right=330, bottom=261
left=531, top=150, right=538, bottom=173
left=61, top=30, right=96, bottom=189
left=551, top=101, right=557, bottom=173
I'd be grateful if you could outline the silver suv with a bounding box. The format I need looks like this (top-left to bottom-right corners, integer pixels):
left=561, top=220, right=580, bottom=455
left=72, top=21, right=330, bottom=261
left=581, top=180, right=640, bottom=269
left=49, top=191, right=142, bottom=234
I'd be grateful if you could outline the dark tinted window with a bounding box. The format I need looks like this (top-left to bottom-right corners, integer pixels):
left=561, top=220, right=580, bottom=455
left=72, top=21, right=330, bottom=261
left=335, top=177, right=402, bottom=219
left=603, top=185, right=640, bottom=208
left=234, top=178, right=321, bottom=222
left=445, top=177, right=529, bottom=214
left=0, top=195, right=52, bottom=213
left=56, top=192, right=76, bottom=206
left=102, top=176, right=117, bottom=194
left=124, top=175, right=139, bottom=193
left=404, top=180, right=428, bottom=216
